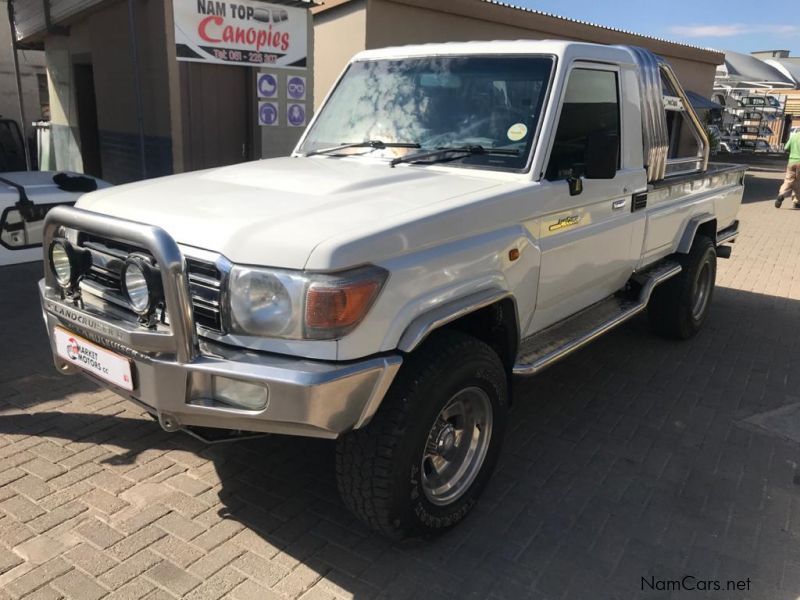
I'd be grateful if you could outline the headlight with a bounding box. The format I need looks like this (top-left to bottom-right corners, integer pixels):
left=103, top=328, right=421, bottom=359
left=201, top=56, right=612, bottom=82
left=48, top=239, right=92, bottom=289
left=227, top=265, right=387, bottom=340
left=50, top=242, right=72, bottom=286
left=228, top=269, right=306, bottom=337
left=121, top=255, right=163, bottom=315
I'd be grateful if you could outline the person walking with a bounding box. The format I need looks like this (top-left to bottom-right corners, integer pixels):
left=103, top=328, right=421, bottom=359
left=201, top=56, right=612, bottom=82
left=776, top=128, right=800, bottom=208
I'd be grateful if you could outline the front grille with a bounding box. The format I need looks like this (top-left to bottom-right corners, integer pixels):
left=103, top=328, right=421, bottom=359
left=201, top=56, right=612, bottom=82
left=78, top=234, right=224, bottom=333
left=185, top=258, right=223, bottom=331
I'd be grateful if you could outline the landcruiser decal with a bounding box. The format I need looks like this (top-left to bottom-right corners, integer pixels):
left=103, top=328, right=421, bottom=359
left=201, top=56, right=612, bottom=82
left=548, top=215, right=581, bottom=232
left=44, top=300, right=126, bottom=342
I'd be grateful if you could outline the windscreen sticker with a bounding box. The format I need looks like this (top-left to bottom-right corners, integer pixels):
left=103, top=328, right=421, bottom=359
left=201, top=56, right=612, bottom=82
left=507, top=123, right=528, bottom=142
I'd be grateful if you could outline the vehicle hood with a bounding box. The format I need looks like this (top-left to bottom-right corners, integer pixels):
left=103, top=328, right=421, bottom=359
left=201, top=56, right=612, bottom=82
left=77, top=157, right=506, bottom=269
left=0, top=171, right=111, bottom=209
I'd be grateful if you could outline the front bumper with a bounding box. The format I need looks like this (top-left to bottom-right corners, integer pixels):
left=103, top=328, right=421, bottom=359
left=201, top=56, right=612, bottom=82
left=40, top=281, right=400, bottom=439
left=38, top=207, right=401, bottom=439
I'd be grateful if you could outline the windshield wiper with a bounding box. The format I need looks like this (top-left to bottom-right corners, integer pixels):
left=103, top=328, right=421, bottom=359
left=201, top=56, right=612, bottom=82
left=390, top=145, right=520, bottom=167
left=305, top=140, right=420, bottom=157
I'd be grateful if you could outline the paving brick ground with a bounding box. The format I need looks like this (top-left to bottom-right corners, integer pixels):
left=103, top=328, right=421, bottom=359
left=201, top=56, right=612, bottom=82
left=1, top=167, right=800, bottom=599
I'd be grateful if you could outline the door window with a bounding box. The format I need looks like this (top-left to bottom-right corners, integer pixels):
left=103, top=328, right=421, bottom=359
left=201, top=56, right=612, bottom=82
left=545, top=68, right=620, bottom=180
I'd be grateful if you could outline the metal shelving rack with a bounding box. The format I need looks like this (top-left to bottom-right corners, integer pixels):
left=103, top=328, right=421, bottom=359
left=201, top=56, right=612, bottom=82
left=712, top=88, right=787, bottom=153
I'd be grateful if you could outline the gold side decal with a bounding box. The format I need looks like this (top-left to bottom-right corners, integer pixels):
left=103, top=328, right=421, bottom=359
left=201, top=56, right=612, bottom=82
left=548, top=215, right=581, bottom=232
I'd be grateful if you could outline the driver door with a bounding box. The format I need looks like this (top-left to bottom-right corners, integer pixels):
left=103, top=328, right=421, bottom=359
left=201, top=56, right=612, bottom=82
left=529, top=64, right=644, bottom=333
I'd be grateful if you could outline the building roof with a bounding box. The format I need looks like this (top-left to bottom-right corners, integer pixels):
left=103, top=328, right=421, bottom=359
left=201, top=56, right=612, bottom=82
left=717, top=50, right=796, bottom=89
left=765, top=59, right=800, bottom=88
left=314, top=0, right=724, bottom=63
left=480, top=0, right=716, bottom=54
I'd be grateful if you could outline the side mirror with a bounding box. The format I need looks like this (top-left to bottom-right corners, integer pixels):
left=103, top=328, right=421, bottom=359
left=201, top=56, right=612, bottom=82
left=0, top=208, right=45, bottom=250
left=567, top=171, right=583, bottom=196
left=0, top=202, right=71, bottom=250
left=585, top=131, right=619, bottom=179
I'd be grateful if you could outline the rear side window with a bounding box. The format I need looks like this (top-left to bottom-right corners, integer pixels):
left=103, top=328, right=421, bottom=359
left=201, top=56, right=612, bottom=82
left=659, top=67, right=706, bottom=176
left=546, top=68, right=620, bottom=180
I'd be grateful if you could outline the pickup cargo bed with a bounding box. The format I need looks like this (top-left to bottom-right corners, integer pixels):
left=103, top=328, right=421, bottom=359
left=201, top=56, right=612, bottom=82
left=641, top=162, right=745, bottom=267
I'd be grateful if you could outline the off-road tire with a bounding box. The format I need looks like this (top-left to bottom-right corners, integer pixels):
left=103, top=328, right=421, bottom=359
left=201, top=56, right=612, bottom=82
left=648, top=235, right=717, bottom=339
left=336, top=330, right=508, bottom=539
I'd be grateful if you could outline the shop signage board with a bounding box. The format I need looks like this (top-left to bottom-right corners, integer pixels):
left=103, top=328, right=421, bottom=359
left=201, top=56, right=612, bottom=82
left=174, top=0, right=308, bottom=68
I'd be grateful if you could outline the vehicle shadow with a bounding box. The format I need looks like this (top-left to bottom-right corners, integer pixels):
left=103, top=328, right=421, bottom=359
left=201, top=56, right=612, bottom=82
left=741, top=170, right=784, bottom=205
left=0, top=261, right=99, bottom=407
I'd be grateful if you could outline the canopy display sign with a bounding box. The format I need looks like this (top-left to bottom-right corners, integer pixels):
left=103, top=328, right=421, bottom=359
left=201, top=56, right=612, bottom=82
left=173, top=0, right=308, bottom=68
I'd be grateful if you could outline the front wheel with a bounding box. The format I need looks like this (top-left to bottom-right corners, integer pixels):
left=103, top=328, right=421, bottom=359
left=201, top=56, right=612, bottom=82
left=336, top=330, right=508, bottom=539
left=648, top=235, right=717, bottom=339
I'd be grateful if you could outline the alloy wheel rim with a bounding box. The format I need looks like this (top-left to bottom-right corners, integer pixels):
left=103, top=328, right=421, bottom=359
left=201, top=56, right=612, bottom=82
left=421, top=386, right=493, bottom=506
left=692, top=261, right=712, bottom=320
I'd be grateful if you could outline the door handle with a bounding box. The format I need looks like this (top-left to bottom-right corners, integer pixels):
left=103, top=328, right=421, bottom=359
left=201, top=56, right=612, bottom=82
left=612, top=199, right=627, bottom=210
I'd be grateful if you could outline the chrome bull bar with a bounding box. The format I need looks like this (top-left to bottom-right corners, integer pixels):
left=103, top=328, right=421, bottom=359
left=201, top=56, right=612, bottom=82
left=43, top=205, right=197, bottom=363
left=41, top=205, right=403, bottom=439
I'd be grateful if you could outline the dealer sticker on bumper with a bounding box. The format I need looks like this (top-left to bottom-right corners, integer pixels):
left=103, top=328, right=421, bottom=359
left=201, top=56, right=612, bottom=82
left=54, top=327, right=134, bottom=391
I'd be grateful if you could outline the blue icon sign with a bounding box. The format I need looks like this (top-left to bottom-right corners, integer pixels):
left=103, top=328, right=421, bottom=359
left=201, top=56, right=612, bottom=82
left=259, top=102, right=279, bottom=126
left=287, top=103, right=306, bottom=127
left=287, top=76, right=306, bottom=100
left=257, top=73, right=278, bottom=98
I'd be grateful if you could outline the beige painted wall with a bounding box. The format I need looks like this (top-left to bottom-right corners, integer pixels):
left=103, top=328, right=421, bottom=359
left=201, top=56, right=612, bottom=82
left=44, top=46, right=82, bottom=172
left=312, top=0, right=367, bottom=109
left=313, top=0, right=721, bottom=108
left=0, top=0, right=45, bottom=139
left=661, top=56, right=716, bottom=98
left=365, top=0, right=719, bottom=96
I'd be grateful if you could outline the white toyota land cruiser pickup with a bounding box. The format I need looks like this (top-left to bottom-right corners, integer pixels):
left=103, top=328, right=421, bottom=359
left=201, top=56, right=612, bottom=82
left=37, top=41, right=744, bottom=538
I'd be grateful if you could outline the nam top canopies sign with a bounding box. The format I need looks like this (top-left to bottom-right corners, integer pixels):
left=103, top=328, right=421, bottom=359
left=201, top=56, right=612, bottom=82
left=174, top=0, right=307, bottom=68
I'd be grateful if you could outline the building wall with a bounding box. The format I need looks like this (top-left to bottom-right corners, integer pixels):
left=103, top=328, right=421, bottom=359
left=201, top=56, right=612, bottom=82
left=312, top=0, right=721, bottom=115
left=662, top=56, right=716, bottom=99
left=45, top=0, right=173, bottom=183
left=312, top=0, right=366, bottom=109
left=0, top=1, right=46, bottom=142
left=363, top=0, right=719, bottom=97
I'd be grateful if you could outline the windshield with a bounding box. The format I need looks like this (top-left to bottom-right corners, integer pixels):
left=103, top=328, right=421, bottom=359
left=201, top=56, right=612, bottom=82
left=298, top=55, right=554, bottom=171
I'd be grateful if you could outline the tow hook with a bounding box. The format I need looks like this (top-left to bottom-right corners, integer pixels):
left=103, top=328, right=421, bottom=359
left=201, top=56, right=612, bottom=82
left=158, top=412, right=181, bottom=432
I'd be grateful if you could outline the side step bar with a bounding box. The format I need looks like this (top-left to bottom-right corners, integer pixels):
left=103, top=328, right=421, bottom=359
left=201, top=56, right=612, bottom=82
left=512, top=260, right=682, bottom=376
left=716, top=220, right=739, bottom=246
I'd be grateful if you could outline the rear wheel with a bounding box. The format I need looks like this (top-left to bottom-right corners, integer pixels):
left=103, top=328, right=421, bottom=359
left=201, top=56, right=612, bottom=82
left=648, top=235, right=717, bottom=339
left=336, top=330, right=508, bottom=539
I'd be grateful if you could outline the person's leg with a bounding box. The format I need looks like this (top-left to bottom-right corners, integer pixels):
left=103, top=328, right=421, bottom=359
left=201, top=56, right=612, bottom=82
left=792, top=163, right=800, bottom=207
left=777, top=162, right=798, bottom=208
